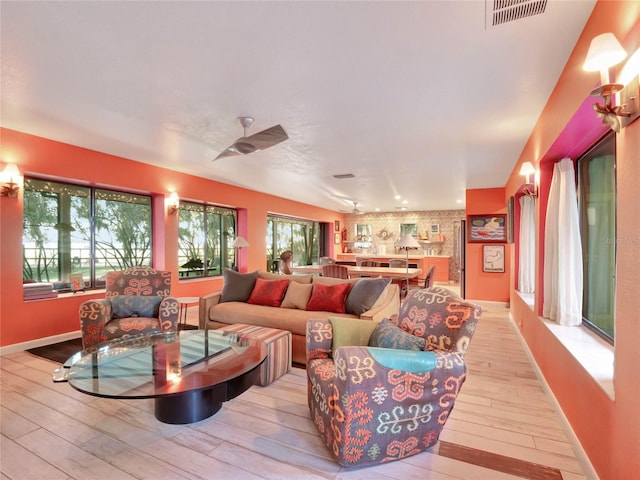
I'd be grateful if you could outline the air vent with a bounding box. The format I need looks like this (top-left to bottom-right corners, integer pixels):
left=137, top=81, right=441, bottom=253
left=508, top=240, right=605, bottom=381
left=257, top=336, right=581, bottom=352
left=487, top=0, right=547, bottom=27
left=333, top=173, right=355, bottom=179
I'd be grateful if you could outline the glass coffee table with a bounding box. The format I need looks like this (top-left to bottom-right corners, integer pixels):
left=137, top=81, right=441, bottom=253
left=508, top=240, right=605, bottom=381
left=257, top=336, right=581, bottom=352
left=55, top=329, right=267, bottom=424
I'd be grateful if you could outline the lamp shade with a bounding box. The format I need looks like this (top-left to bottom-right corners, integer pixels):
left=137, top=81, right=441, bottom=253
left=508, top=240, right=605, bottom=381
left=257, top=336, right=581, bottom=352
left=395, top=233, right=421, bottom=249
left=1, top=163, right=21, bottom=184
left=231, top=236, right=250, bottom=248
left=583, top=32, right=627, bottom=72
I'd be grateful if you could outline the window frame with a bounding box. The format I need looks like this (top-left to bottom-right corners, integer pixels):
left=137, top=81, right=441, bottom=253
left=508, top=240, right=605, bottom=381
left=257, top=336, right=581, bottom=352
left=22, top=177, right=153, bottom=292
left=177, top=201, right=237, bottom=279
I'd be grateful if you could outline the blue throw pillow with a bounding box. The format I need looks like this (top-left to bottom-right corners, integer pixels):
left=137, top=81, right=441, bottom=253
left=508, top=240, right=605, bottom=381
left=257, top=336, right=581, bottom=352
left=111, top=295, right=162, bottom=318
left=368, top=318, right=426, bottom=351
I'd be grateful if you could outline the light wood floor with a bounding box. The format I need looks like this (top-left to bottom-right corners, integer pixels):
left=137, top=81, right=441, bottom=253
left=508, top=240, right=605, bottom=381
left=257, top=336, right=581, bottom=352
left=1, top=302, right=591, bottom=480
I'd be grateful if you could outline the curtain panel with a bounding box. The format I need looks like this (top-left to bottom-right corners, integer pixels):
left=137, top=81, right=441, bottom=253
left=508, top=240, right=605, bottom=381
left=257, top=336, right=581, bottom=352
left=542, top=158, right=583, bottom=326
left=518, top=195, right=535, bottom=294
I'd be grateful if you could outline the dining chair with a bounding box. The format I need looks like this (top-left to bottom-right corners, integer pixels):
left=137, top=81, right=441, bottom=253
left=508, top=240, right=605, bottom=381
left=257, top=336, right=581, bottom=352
left=321, top=264, right=350, bottom=279
left=388, top=258, right=408, bottom=268
left=408, top=265, right=436, bottom=292
left=319, top=256, right=336, bottom=266
left=358, top=259, right=380, bottom=267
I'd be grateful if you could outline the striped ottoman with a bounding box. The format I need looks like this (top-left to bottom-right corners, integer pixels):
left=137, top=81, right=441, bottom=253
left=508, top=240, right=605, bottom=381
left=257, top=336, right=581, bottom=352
left=217, top=324, right=292, bottom=386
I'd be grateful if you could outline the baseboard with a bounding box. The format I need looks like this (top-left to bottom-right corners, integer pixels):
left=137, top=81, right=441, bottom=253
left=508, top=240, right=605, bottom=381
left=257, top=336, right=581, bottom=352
left=0, top=330, right=82, bottom=356
left=508, top=312, right=599, bottom=480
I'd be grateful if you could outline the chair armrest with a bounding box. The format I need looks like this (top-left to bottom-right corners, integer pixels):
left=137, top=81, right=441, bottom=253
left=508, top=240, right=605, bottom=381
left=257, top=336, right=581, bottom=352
left=306, top=318, right=333, bottom=361
left=79, top=299, right=111, bottom=348
left=359, top=283, right=400, bottom=321
left=199, top=291, right=222, bottom=329
left=332, top=346, right=467, bottom=397
left=159, top=297, right=179, bottom=331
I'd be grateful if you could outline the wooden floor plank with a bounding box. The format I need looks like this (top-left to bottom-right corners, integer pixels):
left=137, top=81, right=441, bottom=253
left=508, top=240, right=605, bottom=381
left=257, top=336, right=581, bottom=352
left=0, top=303, right=591, bottom=480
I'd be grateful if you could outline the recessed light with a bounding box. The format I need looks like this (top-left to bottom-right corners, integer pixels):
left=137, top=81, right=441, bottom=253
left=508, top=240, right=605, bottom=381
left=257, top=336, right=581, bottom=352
left=394, top=195, right=401, bottom=200
left=375, top=208, right=380, bottom=212
left=402, top=200, right=408, bottom=205
left=456, top=199, right=463, bottom=204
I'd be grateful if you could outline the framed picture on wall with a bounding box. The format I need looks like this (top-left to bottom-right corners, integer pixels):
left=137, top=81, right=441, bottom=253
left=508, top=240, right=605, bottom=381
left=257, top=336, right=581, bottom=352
left=483, top=244, right=505, bottom=273
left=468, top=214, right=507, bottom=243
left=334, top=232, right=341, bottom=244
left=430, top=224, right=440, bottom=234
left=334, top=220, right=340, bottom=232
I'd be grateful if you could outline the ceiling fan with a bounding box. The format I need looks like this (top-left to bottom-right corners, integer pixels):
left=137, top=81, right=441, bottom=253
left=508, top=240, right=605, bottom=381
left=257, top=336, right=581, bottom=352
left=339, top=201, right=363, bottom=215
left=213, top=117, right=288, bottom=161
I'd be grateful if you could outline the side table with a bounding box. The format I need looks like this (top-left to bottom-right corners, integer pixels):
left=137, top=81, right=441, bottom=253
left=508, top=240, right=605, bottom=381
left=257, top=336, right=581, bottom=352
left=176, top=296, right=200, bottom=327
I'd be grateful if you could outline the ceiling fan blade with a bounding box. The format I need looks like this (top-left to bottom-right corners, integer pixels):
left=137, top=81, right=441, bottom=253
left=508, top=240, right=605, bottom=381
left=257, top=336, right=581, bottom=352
left=244, top=124, right=288, bottom=150
left=213, top=147, right=242, bottom=161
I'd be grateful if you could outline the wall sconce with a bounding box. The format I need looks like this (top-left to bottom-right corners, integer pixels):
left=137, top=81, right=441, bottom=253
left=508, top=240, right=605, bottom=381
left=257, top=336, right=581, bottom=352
left=583, top=32, right=640, bottom=132
left=167, top=192, right=180, bottom=214
left=1, top=163, right=22, bottom=197
left=519, top=161, right=538, bottom=197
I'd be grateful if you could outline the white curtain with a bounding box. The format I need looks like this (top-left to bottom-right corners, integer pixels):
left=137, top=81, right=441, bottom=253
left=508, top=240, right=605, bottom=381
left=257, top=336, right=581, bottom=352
left=518, top=195, right=535, bottom=293
left=543, top=158, right=583, bottom=326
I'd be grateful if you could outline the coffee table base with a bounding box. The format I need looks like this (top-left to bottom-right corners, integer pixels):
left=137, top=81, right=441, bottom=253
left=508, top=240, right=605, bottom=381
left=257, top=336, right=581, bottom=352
left=154, top=362, right=262, bottom=424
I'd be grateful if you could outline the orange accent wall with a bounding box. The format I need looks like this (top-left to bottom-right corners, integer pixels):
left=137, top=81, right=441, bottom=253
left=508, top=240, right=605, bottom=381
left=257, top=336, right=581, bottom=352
left=0, top=128, right=344, bottom=348
left=464, top=188, right=510, bottom=302
left=504, top=2, right=640, bottom=479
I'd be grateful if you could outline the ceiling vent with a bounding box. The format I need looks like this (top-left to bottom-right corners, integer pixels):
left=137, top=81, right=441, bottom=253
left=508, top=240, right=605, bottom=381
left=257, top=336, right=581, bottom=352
left=487, top=0, right=547, bottom=27
left=333, top=173, right=356, bottom=179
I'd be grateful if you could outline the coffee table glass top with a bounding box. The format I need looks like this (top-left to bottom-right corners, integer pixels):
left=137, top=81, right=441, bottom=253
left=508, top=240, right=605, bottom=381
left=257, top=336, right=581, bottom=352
left=66, top=329, right=266, bottom=399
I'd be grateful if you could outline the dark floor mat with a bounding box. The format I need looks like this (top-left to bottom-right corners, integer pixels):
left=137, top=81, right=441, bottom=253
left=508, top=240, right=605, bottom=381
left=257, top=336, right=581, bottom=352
left=26, top=324, right=198, bottom=364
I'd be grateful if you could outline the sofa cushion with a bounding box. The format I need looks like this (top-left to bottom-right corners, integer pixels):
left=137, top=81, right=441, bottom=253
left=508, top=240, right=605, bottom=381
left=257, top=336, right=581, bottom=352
left=313, top=276, right=358, bottom=286
left=209, top=301, right=355, bottom=336
left=329, top=316, right=379, bottom=351
left=110, top=295, right=162, bottom=319
left=345, top=277, right=391, bottom=316
left=368, top=318, right=426, bottom=351
left=306, top=282, right=351, bottom=313
left=281, top=281, right=313, bottom=309
left=247, top=278, right=289, bottom=307
left=259, top=271, right=313, bottom=284
left=220, top=269, right=259, bottom=303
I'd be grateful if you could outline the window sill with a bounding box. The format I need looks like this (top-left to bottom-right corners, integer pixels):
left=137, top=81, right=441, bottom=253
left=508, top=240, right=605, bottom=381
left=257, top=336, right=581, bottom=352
left=516, top=291, right=614, bottom=399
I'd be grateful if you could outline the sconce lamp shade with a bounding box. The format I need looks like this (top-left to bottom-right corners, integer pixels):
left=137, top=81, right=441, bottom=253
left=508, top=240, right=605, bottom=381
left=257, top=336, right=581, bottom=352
left=1, top=163, right=22, bottom=197
left=519, top=161, right=536, bottom=184
left=395, top=233, right=421, bottom=249
left=583, top=33, right=627, bottom=72
left=167, top=192, right=180, bottom=214
left=231, top=236, right=250, bottom=248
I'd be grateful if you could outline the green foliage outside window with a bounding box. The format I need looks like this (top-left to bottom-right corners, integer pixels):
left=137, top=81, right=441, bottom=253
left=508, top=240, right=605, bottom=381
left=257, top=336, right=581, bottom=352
left=23, top=178, right=152, bottom=289
left=178, top=202, right=236, bottom=278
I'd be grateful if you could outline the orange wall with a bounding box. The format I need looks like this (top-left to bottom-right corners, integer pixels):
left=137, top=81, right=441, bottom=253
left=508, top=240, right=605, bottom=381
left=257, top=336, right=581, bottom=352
left=465, top=188, right=510, bottom=302
left=0, top=128, right=344, bottom=347
left=506, top=2, right=640, bottom=479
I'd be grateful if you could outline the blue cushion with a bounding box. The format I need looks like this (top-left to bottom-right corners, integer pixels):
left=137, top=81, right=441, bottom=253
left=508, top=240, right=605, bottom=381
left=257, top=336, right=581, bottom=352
left=110, top=295, right=162, bottom=318
left=368, top=318, right=426, bottom=351
left=367, top=347, right=437, bottom=372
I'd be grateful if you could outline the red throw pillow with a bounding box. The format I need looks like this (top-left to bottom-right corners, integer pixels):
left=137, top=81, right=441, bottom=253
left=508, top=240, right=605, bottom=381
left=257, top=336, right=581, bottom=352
left=247, top=278, right=289, bottom=307
left=306, top=282, right=351, bottom=313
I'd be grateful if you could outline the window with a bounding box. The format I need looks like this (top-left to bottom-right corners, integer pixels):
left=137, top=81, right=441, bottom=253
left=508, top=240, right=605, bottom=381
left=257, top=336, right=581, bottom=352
left=578, top=133, right=616, bottom=343
left=178, top=202, right=236, bottom=278
left=23, top=178, right=152, bottom=290
left=266, top=215, right=319, bottom=272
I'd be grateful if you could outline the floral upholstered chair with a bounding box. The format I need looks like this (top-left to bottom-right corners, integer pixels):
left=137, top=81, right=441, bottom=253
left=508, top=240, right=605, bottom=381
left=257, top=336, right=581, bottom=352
left=79, top=266, right=179, bottom=349
left=306, top=286, right=481, bottom=468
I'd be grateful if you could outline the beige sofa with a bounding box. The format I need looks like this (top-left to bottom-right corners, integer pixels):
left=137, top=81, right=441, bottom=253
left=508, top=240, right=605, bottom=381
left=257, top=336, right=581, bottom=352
left=199, top=270, right=400, bottom=365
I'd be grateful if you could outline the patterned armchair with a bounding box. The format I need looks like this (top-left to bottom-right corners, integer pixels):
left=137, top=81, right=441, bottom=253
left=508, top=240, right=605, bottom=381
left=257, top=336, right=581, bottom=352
left=79, top=266, right=179, bottom=349
left=306, top=286, right=481, bottom=468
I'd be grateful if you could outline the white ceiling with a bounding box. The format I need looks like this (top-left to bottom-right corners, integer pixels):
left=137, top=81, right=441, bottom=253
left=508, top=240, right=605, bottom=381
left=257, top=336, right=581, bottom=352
left=1, top=1, right=596, bottom=213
